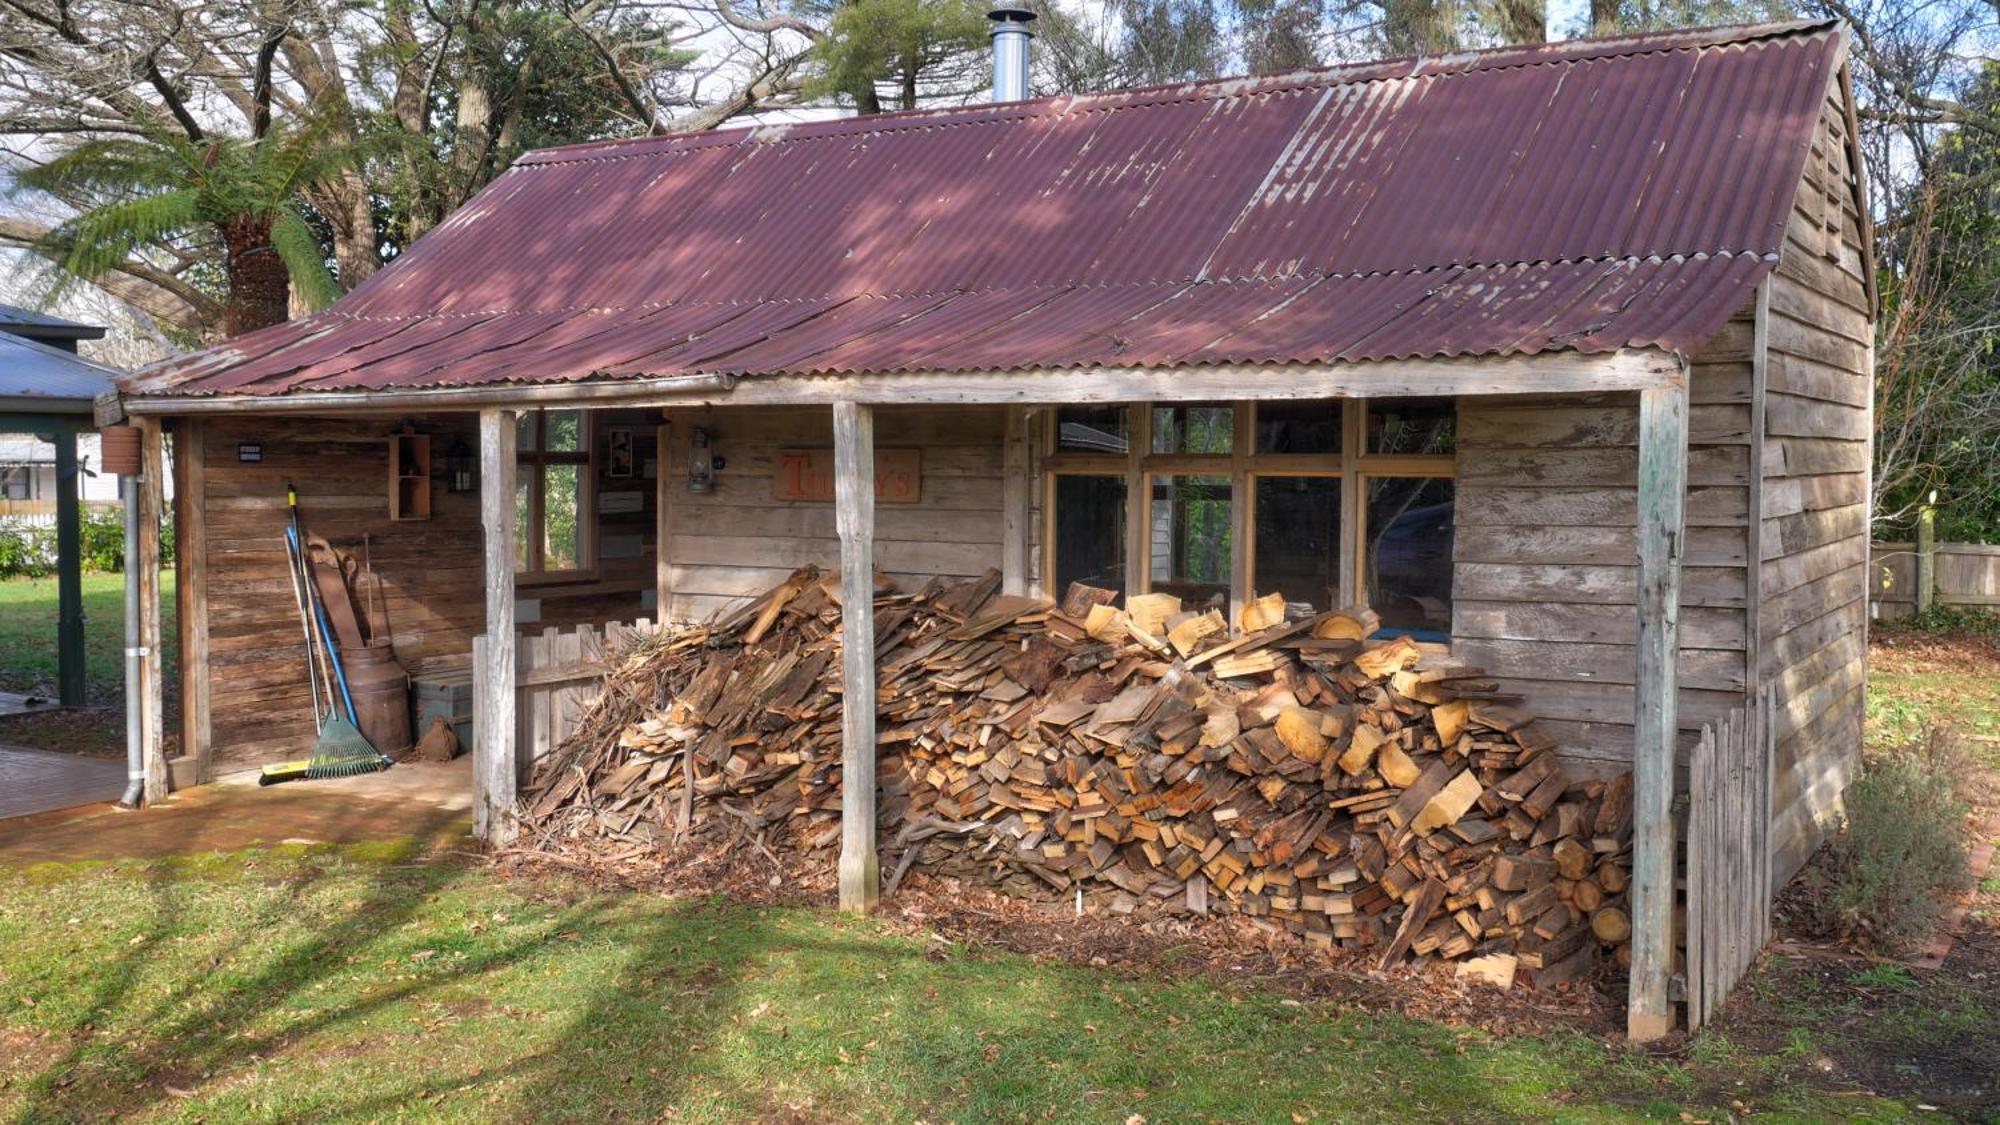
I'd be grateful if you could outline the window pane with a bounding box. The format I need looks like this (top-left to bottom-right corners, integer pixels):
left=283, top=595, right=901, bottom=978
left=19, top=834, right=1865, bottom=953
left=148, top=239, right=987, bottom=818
left=542, top=463, right=583, bottom=571
left=1053, top=474, right=1127, bottom=594
left=1366, top=397, right=1456, bottom=455
left=1151, top=405, right=1232, bottom=455
left=516, top=411, right=539, bottom=453
left=1255, top=401, right=1341, bottom=454
left=1364, top=477, right=1454, bottom=639
left=1054, top=407, right=1129, bottom=455
left=544, top=409, right=584, bottom=454
left=515, top=479, right=533, bottom=571
left=1148, top=474, right=1232, bottom=609
left=1253, top=477, right=1341, bottom=613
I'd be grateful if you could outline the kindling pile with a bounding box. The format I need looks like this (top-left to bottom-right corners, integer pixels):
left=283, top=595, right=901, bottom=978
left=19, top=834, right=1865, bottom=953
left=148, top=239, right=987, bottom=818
left=520, top=568, right=1635, bottom=987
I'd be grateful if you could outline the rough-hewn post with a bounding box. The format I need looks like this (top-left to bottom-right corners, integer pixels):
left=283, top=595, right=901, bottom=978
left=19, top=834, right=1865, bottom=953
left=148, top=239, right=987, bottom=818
left=136, top=416, right=168, bottom=803
left=834, top=401, right=879, bottom=913
left=1630, top=377, right=1690, bottom=1042
left=53, top=425, right=85, bottom=707
left=1915, top=500, right=1936, bottom=615
left=477, top=408, right=519, bottom=843
left=1002, top=407, right=1030, bottom=597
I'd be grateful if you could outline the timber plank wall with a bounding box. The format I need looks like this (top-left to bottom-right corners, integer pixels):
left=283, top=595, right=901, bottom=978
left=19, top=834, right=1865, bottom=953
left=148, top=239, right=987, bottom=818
left=1451, top=306, right=1757, bottom=781
left=181, top=412, right=656, bottom=773
left=1761, top=87, right=1872, bottom=881
left=655, top=405, right=1021, bottom=623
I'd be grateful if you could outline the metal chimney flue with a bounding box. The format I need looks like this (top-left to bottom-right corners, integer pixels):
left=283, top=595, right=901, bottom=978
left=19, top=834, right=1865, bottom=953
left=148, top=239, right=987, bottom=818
left=988, top=5, right=1035, bottom=103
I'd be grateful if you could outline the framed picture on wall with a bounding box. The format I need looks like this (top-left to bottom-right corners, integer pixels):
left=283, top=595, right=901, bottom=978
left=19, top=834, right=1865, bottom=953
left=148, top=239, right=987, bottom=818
left=607, top=428, right=635, bottom=478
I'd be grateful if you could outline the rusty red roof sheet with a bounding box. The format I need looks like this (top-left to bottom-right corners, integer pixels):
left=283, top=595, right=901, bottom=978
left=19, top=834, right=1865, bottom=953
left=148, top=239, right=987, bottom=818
left=133, top=19, right=1845, bottom=399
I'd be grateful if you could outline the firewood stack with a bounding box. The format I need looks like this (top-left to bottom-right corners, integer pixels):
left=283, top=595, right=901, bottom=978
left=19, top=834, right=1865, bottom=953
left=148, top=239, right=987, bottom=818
left=519, top=567, right=1634, bottom=987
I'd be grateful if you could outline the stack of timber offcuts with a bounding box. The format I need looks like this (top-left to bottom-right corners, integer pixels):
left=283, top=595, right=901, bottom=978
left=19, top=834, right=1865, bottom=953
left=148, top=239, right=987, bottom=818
left=520, top=569, right=1635, bottom=986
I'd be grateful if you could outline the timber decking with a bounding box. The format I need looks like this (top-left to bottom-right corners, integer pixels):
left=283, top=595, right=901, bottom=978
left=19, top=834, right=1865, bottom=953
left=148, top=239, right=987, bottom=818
left=0, top=744, right=124, bottom=820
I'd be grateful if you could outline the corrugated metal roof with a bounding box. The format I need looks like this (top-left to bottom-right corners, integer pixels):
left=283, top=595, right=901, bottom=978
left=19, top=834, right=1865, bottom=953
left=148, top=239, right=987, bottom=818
left=133, top=19, right=1845, bottom=400
left=0, top=332, right=118, bottom=412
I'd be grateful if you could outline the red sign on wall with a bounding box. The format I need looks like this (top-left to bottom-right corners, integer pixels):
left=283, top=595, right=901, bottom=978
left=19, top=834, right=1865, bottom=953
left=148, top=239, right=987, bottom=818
left=772, top=448, right=922, bottom=504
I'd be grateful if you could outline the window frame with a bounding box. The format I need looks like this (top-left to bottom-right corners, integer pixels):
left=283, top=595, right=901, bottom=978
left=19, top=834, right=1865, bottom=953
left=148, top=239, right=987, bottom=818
left=1041, top=398, right=1455, bottom=624
left=515, top=409, right=597, bottom=585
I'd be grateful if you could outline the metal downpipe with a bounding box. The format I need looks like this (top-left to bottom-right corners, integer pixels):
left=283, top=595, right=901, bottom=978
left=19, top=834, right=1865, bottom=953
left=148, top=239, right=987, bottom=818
left=117, top=473, right=144, bottom=809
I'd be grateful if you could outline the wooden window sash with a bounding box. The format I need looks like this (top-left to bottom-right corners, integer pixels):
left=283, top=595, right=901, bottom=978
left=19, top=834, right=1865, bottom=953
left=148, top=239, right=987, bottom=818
left=516, top=410, right=598, bottom=585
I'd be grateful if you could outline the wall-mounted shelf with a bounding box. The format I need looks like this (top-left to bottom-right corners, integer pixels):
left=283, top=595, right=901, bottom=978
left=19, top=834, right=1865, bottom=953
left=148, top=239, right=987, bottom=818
left=389, top=433, right=431, bottom=520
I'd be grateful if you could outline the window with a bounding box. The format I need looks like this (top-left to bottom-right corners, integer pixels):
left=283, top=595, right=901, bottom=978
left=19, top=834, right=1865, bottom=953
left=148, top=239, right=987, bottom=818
left=515, top=409, right=593, bottom=579
left=1363, top=476, right=1454, bottom=637
left=1051, top=474, right=1127, bottom=593
left=0, top=466, right=31, bottom=501
left=1148, top=474, right=1232, bottom=609
left=1044, top=399, right=1455, bottom=640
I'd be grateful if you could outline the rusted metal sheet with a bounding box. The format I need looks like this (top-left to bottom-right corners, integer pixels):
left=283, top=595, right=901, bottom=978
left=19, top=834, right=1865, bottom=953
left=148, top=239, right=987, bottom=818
left=131, top=20, right=1843, bottom=400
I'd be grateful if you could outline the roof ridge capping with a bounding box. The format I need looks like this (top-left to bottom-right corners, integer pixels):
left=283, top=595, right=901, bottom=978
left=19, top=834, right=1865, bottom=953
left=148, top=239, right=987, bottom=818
left=517, top=17, right=1841, bottom=167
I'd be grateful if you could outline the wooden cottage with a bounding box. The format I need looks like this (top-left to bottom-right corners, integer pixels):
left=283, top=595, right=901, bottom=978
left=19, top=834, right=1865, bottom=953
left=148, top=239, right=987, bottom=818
left=105, top=19, right=1874, bottom=1038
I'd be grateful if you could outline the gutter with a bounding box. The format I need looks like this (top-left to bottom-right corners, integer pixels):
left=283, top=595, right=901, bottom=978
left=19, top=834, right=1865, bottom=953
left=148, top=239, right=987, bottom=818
left=109, top=372, right=739, bottom=420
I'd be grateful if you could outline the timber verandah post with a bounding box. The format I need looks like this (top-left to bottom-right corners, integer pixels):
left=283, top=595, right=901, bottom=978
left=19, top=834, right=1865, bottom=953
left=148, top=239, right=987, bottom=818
left=834, top=401, right=880, bottom=913
left=1630, top=375, right=1691, bottom=1042
left=476, top=408, right=520, bottom=843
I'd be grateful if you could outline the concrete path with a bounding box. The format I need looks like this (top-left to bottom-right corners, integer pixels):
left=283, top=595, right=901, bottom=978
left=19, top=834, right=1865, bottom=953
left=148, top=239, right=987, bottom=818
left=0, top=743, right=125, bottom=820
left=0, top=757, right=473, bottom=866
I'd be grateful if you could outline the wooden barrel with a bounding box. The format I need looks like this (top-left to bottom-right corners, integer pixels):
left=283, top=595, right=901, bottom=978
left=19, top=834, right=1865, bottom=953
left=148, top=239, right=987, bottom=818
left=342, top=642, right=411, bottom=755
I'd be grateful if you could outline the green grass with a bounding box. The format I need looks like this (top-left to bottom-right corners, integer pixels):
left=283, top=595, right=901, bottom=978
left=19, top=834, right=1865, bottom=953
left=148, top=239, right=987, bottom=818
left=0, top=570, right=176, bottom=706
left=0, top=848, right=1912, bottom=1123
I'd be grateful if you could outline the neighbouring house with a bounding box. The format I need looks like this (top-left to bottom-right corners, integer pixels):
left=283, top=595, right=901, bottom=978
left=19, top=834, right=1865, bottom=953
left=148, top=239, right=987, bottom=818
left=102, top=19, right=1874, bottom=1037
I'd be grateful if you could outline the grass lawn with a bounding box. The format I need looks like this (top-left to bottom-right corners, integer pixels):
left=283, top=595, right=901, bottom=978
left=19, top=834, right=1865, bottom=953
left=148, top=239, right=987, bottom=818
left=0, top=847, right=1909, bottom=1123
left=0, top=571, right=175, bottom=756
left=0, top=604, right=1988, bottom=1120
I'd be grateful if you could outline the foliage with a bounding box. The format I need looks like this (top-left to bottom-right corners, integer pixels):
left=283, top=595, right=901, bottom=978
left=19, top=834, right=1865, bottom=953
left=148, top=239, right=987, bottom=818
left=0, top=507, right=172, bottom=578
left=805, top=0, right=990, bottom=111
left=14, top=122, right=347, bottom=335
left=1805, top=727, right=1974, bottom=952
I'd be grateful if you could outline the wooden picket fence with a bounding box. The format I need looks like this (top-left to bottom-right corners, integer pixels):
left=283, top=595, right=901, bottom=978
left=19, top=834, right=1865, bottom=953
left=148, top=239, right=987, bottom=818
left=472, top=618, right=662, bottom=784
left=1682, top=684, right=1776, bottom=1031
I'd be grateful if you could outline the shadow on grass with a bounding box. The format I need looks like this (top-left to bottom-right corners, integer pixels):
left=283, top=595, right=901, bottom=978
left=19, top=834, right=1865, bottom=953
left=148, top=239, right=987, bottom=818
left=7, top=813, right=1558, bottom=1122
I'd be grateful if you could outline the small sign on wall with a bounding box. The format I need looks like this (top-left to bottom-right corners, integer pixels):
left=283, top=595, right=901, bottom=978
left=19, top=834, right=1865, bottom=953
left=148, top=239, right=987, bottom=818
left=773, top=448, right=922, bottom=504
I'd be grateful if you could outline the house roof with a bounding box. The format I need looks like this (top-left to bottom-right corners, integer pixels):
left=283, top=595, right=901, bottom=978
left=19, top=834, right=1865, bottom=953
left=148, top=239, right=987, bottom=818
left=131, top=19, right=1846, bottom=402
left=0, top=331, right=119, bottom=414
left=0, top=304, right=106, bottom=343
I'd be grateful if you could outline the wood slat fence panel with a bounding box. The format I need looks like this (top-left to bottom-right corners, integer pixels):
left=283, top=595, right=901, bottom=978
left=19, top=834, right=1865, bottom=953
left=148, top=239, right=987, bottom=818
left=1871, top=541, right=2000, bottom=619
left=474, top=617, right=662, bottom=789
left=1683, top=684, right=1775, bottom=1031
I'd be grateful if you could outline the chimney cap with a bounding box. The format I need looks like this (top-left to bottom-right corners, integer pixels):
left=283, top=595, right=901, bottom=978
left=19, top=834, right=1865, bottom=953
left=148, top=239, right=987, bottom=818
left=987, top=5, right=1036, bottom=25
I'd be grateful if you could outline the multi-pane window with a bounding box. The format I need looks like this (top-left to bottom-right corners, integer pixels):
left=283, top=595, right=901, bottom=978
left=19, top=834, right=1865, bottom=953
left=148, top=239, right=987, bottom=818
left=1045, top=398, right=1455, bottom=641
left=515, top=409, right=592, bottom=579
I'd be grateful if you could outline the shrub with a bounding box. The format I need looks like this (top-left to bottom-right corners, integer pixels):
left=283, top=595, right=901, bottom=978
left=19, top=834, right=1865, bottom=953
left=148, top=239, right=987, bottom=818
left=1807, top=727, right=1973, bottom=952
left=0, top=521, right=55, bottom=577
left=0, top=507, right=172, bottom=577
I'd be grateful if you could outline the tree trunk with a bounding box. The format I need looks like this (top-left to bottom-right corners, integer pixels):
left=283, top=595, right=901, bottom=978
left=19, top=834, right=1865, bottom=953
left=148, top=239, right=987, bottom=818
left=220, top=213, right=292, bottom=337
left=1589, top=0, right=1620, bottom=36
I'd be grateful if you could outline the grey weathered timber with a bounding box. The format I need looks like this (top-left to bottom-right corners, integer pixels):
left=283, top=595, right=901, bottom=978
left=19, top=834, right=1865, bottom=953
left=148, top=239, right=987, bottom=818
left=1916, top=504, right=1936, bottom=613
left=476, top=407, right=519, bottom=843
left=834, top=401, right=880, bottom=913
left=122, top=349, right=1684, bottom=416
left=137, top=415, right=169, bottom=803
left=1629, top=377, right=1690, bottom=1042
left=1685, top=686, right=1775, bottom=1030
left=1002, top=406, right=1030, bottom=596
left=53, top=425, right=84, bottom=706
left=176, top=420, right=214, bottom=781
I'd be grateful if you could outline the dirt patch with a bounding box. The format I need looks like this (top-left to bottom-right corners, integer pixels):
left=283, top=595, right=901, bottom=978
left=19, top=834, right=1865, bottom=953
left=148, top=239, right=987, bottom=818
left=495, top=839, right=1623, bottom=1041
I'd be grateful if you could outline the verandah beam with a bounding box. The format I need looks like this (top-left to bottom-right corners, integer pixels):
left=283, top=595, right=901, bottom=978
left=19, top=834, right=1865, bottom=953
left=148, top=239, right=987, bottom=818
left=1629, top=375, right=1691, bottom=1042
left=475, top=407, right=520, bottom=843
left=834, top=401, right=880, bottom=913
